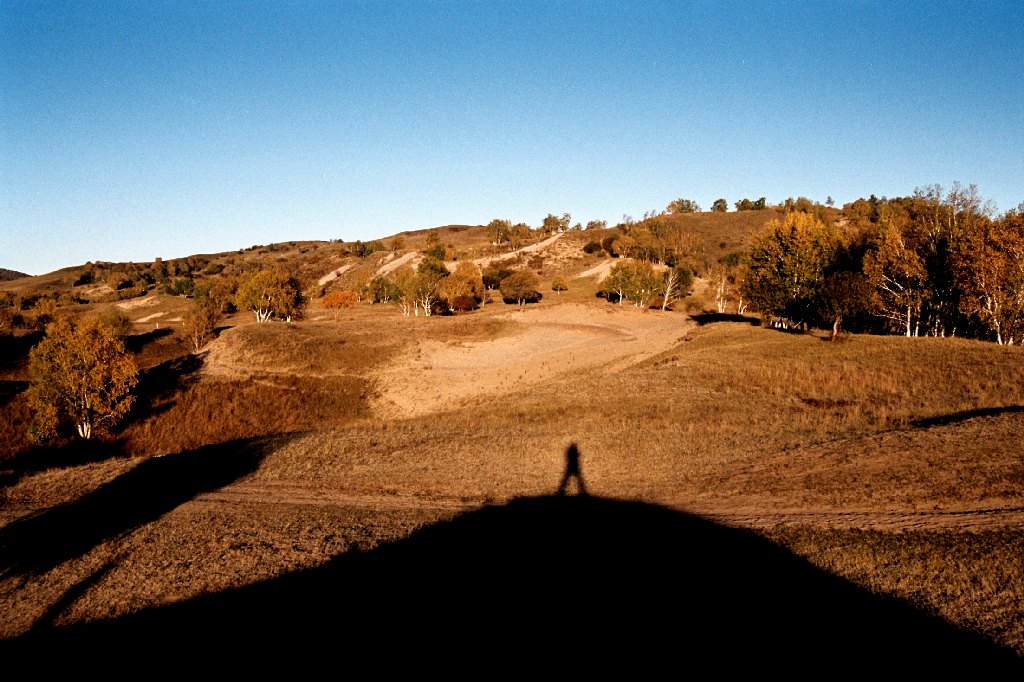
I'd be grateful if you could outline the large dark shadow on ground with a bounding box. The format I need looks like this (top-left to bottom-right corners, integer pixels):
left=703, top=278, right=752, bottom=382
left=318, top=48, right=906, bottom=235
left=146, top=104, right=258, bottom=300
left=0, top=436, right=282, bottom=577
left=123, top=326, right=174, bottom=354
left=0, top=331, right=42, bottom=373
left=912, top=405, right=1024, bottom=428
left=118, top=352, right=205, bottom=426
left=5, top=495, right=1019, bottom=673
left=0, top=438, right=128, bottom=491
left=690, top=312, right=761, bottom=326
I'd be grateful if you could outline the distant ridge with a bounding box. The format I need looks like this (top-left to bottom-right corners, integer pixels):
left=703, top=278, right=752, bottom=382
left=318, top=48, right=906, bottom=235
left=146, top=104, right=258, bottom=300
left=0, top=268, right=29, bottom=282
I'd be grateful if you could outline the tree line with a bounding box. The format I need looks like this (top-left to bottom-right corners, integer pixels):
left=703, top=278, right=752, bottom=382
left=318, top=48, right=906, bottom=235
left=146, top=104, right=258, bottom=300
left=740, top=183, right=1024, bottom=344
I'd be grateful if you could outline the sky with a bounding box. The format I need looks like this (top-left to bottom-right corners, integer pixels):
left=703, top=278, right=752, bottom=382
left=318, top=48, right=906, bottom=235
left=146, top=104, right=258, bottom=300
left=2, top=1, right=1022, bottom=275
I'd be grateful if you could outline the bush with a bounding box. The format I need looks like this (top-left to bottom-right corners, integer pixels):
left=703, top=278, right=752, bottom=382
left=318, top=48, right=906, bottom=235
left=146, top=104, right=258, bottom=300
left=583, top=242, right=604, bottom=255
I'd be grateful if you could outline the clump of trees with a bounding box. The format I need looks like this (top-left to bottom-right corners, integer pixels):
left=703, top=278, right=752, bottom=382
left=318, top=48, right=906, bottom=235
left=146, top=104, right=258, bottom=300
left=28, top=316, right=138, bottom=440
left=323, top=290, right=357, bottom=318
left=499, top=270, right=541, bottom=306
left=600, top=214, right=710, bottom=276
left=600, top=261, right=693, bottom=310
left=741, top=183, right=1024, bottom=344
left=666, top=198, right=701, bottom=214
left=735, top=197, right=768, bottom=211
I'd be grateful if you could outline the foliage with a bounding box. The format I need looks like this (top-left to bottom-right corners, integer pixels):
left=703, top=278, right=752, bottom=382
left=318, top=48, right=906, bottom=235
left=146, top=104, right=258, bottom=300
left=370, top=276, right=401, bottom=304
left=585, top=220, right=608, bottom=230
left=508, top=223, right=532, bottom=250
left=741, top=211, right=840, bottom=328
left=499, top=270, right=540, bottom=306
left=182, top=301, right=221, bottom=351
left=163, top=277, right=195, bottom=297
left=540, top=213, right=572, bottom=233
left=487, top=219, right=512, bottom=245
left=99, top=308, right=134, bottom=339
left=194, top=277, right=238, bottom=314
left=235, top=267, right=305, bottom=322
left=666, top=198, right=701, bottom=214
left=352, top=240, right=380, bottom=258
left=603, top=260, right=662, bottom=308
left=735, top=197, right=767, bottom=211
left=438, top=262, right=485, bottom=312
left=819, top=271, right=872, bottom=340
left=951, top=210, right=1024, bottom=344
left=422, top=231, right=446, bottom=260
left=661, top=265, right=693, bottom=311
left=582, top=241, right=604, bottom=255
left=711, top=198, right=729, bottom=213
left=323, top=290, right=358, bottom=317
left=551, top=276, right=569, bottom=295
left=27, top=316, right=138, bottom=440
left=482, top=264, right=513, bottom=290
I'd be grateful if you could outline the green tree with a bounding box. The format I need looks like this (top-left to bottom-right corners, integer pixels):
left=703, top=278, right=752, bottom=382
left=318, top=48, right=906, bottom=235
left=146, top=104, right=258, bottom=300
left=370, top=275, right=401, bottom=304
left=28, top=316, right=138, bottom=440
left=711, top=198, right=728, bottom=212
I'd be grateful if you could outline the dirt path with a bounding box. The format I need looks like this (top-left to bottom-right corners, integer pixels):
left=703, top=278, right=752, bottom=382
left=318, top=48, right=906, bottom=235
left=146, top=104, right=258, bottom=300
left=368, top=303, right=694, bottom=419
left=192, top=481, right=1024, bottom=532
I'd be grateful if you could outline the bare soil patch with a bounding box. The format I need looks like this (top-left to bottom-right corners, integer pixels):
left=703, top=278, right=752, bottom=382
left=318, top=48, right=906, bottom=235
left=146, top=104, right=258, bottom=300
left=369, top=302, right=693, bottom=418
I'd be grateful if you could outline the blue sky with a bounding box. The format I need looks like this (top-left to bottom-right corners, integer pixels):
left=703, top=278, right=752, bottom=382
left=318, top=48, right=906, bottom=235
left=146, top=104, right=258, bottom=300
left=2, top=1, right=1022, bottom=275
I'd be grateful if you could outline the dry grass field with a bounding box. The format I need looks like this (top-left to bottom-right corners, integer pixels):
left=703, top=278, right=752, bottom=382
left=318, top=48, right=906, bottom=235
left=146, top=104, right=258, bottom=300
left=1, top=224, right=1022, bottom=669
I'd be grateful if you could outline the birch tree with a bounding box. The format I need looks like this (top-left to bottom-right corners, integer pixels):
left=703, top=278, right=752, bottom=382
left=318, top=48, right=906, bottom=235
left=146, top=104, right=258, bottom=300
left=28, top=317, right=138, bottom=440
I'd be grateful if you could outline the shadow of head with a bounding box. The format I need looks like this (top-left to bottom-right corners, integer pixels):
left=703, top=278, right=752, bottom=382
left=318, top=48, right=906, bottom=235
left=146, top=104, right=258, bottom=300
left=11, top=496, right=1019, bottom=674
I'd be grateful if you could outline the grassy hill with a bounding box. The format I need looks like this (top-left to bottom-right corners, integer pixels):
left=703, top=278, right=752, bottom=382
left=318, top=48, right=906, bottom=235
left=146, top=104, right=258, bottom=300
left=2, top=208, right=1023, bottom=660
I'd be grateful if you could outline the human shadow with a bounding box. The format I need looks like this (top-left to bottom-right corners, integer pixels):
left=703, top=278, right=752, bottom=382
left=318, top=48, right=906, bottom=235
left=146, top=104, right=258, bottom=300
left=912, top=405, right=1024, bottom=428
left=557, top=442, right=587, bottom=496
left=5, top=495, right=1019, bottom=674
left=0, top=435, right=284, bottom=577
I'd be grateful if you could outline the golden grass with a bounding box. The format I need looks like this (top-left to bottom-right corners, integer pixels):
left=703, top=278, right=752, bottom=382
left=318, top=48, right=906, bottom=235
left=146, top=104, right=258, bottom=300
left=3, top=296, right=1024, bottom=654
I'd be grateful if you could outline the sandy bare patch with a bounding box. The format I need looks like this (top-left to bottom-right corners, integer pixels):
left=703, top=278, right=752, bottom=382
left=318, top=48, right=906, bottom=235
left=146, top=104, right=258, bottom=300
left=116, top=295, right=160, bottom=310
left=135, top=312, right=166, bottom=323
left=574, top=259, right=615, bottom=282
left=370, top=303, right=694, bottom=419
left=376, top=252, right=419, bottom=276
left=458, top=232, right=565, bottom=269
left=317, top=263, right=353, bottom=286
